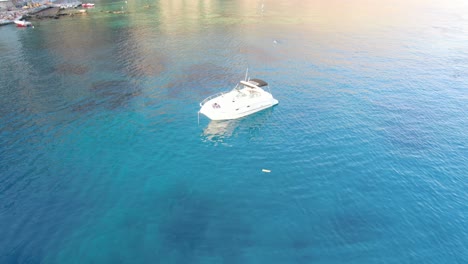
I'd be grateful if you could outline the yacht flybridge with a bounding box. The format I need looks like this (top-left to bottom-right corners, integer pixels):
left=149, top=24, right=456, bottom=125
left=199, top=78, right=279, bottom=121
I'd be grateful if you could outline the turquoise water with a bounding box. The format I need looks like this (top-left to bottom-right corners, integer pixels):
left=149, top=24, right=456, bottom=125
left=1, top=0, right=467, bottom=263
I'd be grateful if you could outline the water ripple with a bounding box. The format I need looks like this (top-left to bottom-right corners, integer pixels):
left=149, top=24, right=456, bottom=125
left=1, top=1, right=467, bottom=263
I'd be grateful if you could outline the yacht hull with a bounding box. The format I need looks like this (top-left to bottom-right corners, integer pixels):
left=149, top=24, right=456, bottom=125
left=199, top=88, right=278, bottom=120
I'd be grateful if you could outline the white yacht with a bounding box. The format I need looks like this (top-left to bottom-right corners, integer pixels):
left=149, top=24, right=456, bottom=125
left=199, top=77, right=279, bottom=121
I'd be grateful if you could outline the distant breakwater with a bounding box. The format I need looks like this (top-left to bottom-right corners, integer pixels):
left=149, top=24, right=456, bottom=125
left=0, top=5, right=50, bottom=23
left=0, top=5, right=90, bottom=25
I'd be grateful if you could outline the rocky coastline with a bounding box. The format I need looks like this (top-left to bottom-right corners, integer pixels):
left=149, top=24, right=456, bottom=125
left=0, top=1, right=82, bottom=25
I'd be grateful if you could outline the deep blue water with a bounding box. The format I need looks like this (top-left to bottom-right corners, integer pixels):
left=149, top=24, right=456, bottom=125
left=1, top=0, right=467, bottom=263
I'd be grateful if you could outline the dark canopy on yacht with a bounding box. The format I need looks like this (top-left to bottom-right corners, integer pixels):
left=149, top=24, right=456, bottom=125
left=248, top=79, right=268, bottom=87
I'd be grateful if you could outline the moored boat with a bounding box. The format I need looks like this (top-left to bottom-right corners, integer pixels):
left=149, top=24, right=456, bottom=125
left=82, top=3, right=95, bottom=8
left=199, top=74, right=279, bottom=121
left=14, top=20, right=32, bottom=27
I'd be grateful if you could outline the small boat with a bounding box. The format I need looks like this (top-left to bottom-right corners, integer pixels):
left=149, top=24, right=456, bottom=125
left=199, top=74, right=279, bottom=121
left=14, top=20, right=32, bottom=27
left=82, top=3, right=95, bottom=8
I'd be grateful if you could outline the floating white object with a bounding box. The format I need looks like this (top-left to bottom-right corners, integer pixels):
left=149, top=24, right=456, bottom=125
left=14, top=20, right=32, bottom=27
left=199, top=75, right=278, bottom=121
left=262, top=169, right=271, bottom=173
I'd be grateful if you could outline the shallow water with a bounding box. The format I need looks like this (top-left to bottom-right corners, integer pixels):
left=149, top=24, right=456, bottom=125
left=1, top=0, right=467, bottom=263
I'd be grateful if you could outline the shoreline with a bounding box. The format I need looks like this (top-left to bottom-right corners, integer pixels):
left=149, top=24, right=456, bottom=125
left=0, top=5, right=52, bottom=24
left=0, top=1, right=82, bottom=25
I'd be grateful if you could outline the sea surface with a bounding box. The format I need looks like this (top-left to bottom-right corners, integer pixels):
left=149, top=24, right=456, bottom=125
left=1, top=0, right=467, bottom=263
